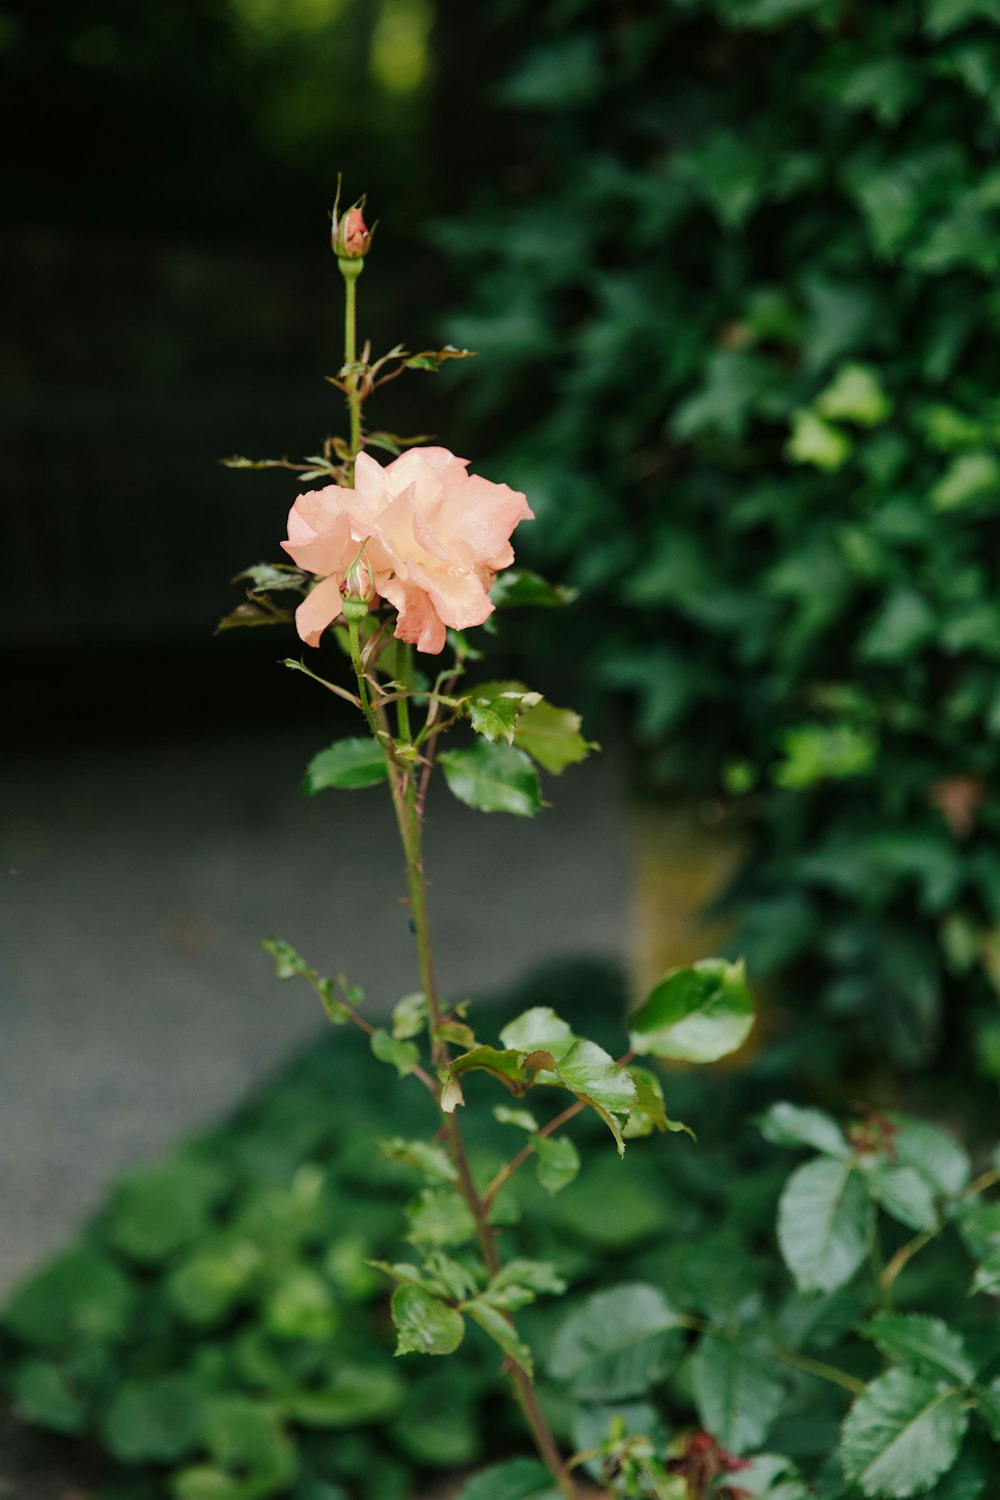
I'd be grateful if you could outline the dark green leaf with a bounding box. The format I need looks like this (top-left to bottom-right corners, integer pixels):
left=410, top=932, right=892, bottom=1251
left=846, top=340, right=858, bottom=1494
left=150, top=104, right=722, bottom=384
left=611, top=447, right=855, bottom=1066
left=758, top=1103, right=849, bottom=1158
left=841, top=1369, right=969, bottom=1498
left=490, top=570, right=579, bottom=609
left=532, top=1134, right=581, bottom=1195
left=302, top=738, right=389, bottom=793
left=692, top=1333, right=785, bottom=1453
left=3, top=1248, right=136, bottom=1348
left=861, top=1316, right=976, bottom=1386
left=629, top=958, right=755, bottom=1063
left=103, top=1376, right=202, bottom=1462
left=456, top=1459, right=552, bottom=1500
left=391, top=1285, right=465, bottom=1357
left=439, top=742, right=542, bottom=816
left=548, top=1284, right=685, bottom=1400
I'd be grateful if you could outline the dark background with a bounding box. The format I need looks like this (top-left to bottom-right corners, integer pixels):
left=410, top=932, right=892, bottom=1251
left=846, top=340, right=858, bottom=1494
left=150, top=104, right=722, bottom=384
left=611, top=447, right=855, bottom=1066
left=2, top=0, right=527, bottom=745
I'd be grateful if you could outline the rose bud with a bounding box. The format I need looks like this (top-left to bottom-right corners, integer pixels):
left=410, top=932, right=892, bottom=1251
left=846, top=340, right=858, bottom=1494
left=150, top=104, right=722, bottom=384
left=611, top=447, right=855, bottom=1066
left=340, top=552, right=375, bottom=620
left=331, top=200, right=373, bottom=260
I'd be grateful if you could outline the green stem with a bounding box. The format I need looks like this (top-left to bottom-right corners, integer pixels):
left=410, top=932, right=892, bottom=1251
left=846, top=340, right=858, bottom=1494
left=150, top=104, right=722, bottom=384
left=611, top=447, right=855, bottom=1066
left=339, top=257, right=364, bottom=466
left=348, top=620, right=380, bottom=740
left=879, top=1165, right=1000, bottom=1298
left=676, top=1315, right=864, bottom=1397
left=396, top=642, right=413, bottom=743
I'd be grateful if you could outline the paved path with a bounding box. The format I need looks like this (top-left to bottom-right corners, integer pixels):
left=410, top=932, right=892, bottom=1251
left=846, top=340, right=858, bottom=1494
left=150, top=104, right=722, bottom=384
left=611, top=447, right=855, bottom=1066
left=0, top=729, right=629, bottom=1294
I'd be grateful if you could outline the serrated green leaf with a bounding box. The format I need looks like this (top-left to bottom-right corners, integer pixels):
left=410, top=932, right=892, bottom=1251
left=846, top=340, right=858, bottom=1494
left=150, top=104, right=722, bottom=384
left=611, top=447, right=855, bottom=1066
left=864, top=1163, right=940, bottom=1232
left=841, top=1368, right=968, bottom=1498
left=370, top=1028, right=419, bottom=1078
left=777, top=1158, right=871, bottom=1292
left=514, top=701, right=596, bottom=774
left=450, top=1045, right=528, bottom=1088
left=891, top=1116, right=971, bottom=1197
left=692, top=1333, right=785, bottom=1453
left=630, top=958, right=755, bottom=1063
left=391, top=1285, right=465, bottom=1357
left=484, top=1259, right=566, bottom=1311
left=758, top=1102, right=849, bottom=1157
left=467, top=682, right=542, bottom=745
left=622, top=1064, right=679, bottom=1140
left=532, top=1134, right=581, bottom=1195
left=555, top=1039, right=637, bottom=1117
left=439, top=742, right=542, bottom=816
left=302, top=738, right=389, bottom=793
left=862, top=1316, right=976, bottom=1386
left=548, top=1284, right=685, bottom=1400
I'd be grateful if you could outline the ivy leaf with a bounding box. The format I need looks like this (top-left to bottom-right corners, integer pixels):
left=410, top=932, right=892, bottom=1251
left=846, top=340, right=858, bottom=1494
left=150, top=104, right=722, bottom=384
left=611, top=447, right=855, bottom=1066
left=302, top=738, right=389, bottom=793
left=861, top=1316, right=976, bottom=1386
left=930, top=453, right=1000, bottom=512
left=629, top=958, right=755, bottom=1063
left=439, top=743, right=542, bottom=816
left=816, top=364, right=893, bottom=426
left=692, top=1333, right=785, bottom=1453
left=786, top=409, right=854, bottom=470
left=391, top=1285, right=465, bottom=1357
left=841, top=1368, right=969, bottom=1498
left=758, top=1102, right=850, bottom=1158
left=462, top=1299, right=534, bottom=1377
left=548, top=1284, right=685, bottom=1400
left=777, top=1158, right=871, bottom=1292
left=370, top=1028, right=419, bottom=1079
left=532, top=1134, right=581, bottom=1195
left=514, top=702, right=597, bottom=774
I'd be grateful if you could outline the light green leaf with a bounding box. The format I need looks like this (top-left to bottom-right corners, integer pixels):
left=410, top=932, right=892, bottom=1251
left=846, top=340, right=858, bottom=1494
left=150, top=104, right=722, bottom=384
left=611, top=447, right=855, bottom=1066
left=302, top=738, right=389, bottom=792
left=777, top=1158, right=871, bottom=1292
left=379, top=1137, right=457, bottom=1183
left=623, top=1065, right=671, bottom=1139
left=554, top=1039, right=637, bottom=1119
left=758, top=1102, right=849, bottom=1158
left=786, top=409, right=854, bottom=470
left=467, top=682, right=542, bottom=745
left=816, top=364, right=893, bottom=427
left=892, top=1115, right=971, bottom=1197
left=692, top=1334, right=785, bottom=1453
left=533, top=1134, right=581, bottom=1195
left=841, top=1368, right=969, bottom=1498
left=463, top=1298, right=534, bottom=1376
left=405, top=1188, right=476, bottom=1248
left=370, top=1028, right=419, bottom=1079
left=391, top=991, right=427, bottom=1040
left=861, top=1316, right=976, bottom=1386
left=864, top=1163, right=940, bottom=1232
left=456, top=1459, right=552, bottom=1500
left=391, top=1285, right=465, bottom=1357
left=484, top=1259, right=566, bottom=1311
left=629, top=958, right=755, bottom=1063
left=493, top=1105, right=539, bottom=1132
left=514, top=702, right=597, bottom=774
left=548, top=1284, right=685, bottom=1400
left=499, top=1007, right=576, bottom=1060
left=439, top=742, right=542, bottom=816
left=930, top=453, right=1000, bottom=512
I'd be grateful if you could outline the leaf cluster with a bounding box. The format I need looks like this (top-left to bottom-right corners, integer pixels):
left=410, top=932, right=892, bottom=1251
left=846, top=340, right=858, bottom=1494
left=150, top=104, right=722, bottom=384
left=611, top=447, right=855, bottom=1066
left=440, top=0, right=1000, bottom=1081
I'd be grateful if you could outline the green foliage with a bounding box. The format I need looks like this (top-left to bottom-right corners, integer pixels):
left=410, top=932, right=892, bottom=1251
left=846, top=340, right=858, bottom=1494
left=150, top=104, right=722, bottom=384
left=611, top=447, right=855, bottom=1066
left=439, top=742, right=542, bottom=817
left=442, top=0, right=1000, bottom=1077
left=302, top=739, right=389, bottom=792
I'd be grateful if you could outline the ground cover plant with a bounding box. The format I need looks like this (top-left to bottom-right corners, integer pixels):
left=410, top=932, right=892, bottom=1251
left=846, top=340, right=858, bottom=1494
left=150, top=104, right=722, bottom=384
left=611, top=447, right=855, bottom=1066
left=5, top=184, right=1000, bottom=1500
left=437, top=0, right=1000, bottom=1087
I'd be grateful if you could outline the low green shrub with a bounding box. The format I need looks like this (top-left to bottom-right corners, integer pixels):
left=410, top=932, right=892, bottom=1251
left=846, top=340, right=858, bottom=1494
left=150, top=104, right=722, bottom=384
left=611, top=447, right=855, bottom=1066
left=4, top=960, right=1000, bottom=1499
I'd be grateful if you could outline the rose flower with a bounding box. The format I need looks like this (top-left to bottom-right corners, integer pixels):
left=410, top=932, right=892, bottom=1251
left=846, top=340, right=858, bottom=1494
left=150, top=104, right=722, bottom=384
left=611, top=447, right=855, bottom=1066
left=282, top=447, right=533, bottom=653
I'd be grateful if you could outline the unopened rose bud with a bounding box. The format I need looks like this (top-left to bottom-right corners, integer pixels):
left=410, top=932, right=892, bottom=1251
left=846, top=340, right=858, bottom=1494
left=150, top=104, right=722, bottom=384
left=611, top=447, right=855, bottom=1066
left=340, top=553, right=374, bottom=620
left=331, top=200, right=373, bottom=260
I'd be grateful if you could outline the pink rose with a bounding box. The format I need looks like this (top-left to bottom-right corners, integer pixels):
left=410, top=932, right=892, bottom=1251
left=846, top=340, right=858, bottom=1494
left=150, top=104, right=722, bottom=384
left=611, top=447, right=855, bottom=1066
left=281, top=447, right=533, bottom=653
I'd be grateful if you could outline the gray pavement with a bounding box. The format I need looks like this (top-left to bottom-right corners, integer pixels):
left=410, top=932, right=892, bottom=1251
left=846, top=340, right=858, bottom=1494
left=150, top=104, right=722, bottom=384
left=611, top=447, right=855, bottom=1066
left=0, top=729, right=629, bottom=1295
